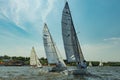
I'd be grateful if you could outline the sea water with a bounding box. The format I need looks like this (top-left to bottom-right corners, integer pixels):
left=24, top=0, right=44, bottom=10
left=0, top=66, right=120, bottom=80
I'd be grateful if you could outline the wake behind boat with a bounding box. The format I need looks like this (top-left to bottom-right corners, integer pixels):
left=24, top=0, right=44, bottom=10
left=30, top=47, right=42, bottom=68
left=61, top=1, right=87, bottom=75
left=43, top=23, right=67, bottom=72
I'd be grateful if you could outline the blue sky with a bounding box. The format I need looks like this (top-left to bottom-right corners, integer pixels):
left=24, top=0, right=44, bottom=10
left=0, top=0, right=120, bottom=62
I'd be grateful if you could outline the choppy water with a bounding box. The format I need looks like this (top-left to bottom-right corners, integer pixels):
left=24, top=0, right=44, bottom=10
left=0, top=66, right=120, bottom=80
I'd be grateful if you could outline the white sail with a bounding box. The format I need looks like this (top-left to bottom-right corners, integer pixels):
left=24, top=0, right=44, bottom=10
left=89, top=62, right=92, bottom=67
left=43, top=23, right=66, bottom=68
left=99, top=61, right=103, bottom=66
left=62, top=2, right=87, bottom=69
left=30, top=47, right=42, bottom=68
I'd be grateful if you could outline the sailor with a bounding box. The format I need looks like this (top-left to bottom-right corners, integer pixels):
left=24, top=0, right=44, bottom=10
left=81, top=60, right=87, bottom=68
left=56, top=61, right=62, bottom=68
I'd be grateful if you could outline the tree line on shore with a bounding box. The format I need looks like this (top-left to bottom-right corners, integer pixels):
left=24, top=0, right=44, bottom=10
left=0, top=55, right=120, bottom=66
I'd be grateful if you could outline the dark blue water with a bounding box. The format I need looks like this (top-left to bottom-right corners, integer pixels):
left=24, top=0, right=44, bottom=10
left=0, top=66, right=120, bottom=80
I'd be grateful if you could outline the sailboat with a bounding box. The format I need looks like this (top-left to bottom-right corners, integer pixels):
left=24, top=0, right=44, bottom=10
left=61, top=1, right=87, bottom=75
left=43, top=23, right=67, bottom=72
left=89, top=62, right=92, bottom=67
left=30, top=47, right=42, bottom=68
left=99, top=61, right=103, bottom=66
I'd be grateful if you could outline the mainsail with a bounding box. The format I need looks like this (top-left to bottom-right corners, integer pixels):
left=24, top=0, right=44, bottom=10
left=43, top=23, right=66, bottom=68
left=30, top=47, right=42, bottom=68
left=62, top=2, right=86, bottom=69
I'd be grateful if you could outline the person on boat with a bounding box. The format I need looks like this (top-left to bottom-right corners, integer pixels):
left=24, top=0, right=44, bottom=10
left=78, top=60, right=87, bottom=69
left=56, top=61, right=62, bottom=68
left=81, top=60, right=87, bottom=68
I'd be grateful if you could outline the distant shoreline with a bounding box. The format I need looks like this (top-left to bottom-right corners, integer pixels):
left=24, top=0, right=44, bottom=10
left=0, top=55, right=120, bottom=66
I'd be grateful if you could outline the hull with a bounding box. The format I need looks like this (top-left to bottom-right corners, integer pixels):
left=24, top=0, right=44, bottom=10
left=68, top=68, right=87, bottom=75
left=31, top=66, right=43, bottom=68
left=49, top=66, right=67, bottom=72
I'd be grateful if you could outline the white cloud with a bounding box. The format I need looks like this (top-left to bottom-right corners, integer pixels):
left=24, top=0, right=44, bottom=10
left=0, top=0, right=58, bottom=58
left=104, top=37, right=120, bottom=45
left=81, top=38, right=120, bottom=62
left=41, top=0, right=55, bottom=22
left=0, top=37, right=46, bottom=58
left=0, top=0, right=56, bottom=32
left=9, top=0, right=43, bottom=30
left=104, top=37, right=120, bottom=41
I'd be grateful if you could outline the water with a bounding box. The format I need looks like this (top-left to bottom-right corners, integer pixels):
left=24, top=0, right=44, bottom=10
left=0, top=66, right=120, bottom=80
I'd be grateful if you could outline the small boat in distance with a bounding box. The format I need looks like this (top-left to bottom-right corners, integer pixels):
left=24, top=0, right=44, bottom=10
left=89, top=62, right=92, bottom=67
left=43, top=23, right=67, bottom=72
left=99, top=61, right=103, bottom=66
left=61, top=1, right=87, bottom=75
left=30, top=47, right=42, bottom=68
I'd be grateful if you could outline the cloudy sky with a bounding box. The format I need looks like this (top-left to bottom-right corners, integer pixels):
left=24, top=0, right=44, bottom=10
left=0, top=0, right=120, bottom=62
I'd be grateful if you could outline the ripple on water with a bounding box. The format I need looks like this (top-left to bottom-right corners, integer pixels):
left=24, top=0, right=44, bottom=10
left=0, top=66, right=120, bottom=80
